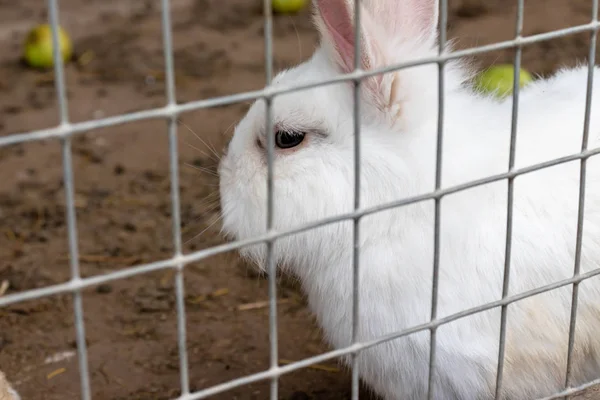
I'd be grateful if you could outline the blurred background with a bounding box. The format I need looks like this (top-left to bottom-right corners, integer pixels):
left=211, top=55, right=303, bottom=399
left=0, top=0, right=599, bottom=399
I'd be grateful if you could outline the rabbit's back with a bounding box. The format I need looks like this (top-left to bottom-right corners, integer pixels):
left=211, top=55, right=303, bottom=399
left=341, top=65, right=600, bottom=399
left=420, top=64, right=600, bottom=399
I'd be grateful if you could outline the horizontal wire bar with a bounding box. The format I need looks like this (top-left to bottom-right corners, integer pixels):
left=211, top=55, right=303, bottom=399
left=173, top=264, right=600, bottom=399
left=1, top=145, right=600, bottom=309
left=2, top=21, right=600, bottom=150
left=536, top=377, right=600, bottom=400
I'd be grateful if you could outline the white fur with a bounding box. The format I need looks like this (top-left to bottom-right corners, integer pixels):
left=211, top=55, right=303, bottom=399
left=0, top=371, right=20, bottom=400
left=218, top=0, right=600, bottom=398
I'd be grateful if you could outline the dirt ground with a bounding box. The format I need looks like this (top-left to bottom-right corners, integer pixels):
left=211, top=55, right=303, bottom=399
left=0, top=0, right=599, bottom=399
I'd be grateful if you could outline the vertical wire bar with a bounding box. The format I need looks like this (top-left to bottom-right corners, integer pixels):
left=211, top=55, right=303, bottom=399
left=351, top=0, right=362, bottom=399
left=48, top=1, right=90, bottom=399
left=49, top=0, right=68, bottom=124
left=494, top=0, right=524, bottom=398
left=564, top=0, right=598, bottom=392
left=427, top=1, right=447, bottom=399
left=63, top=142, right=91, bottom=400
left=160, top=0, right=189, bottom=395
left=262, top=0, right=278, bottom=398
left=161, top=0, right=177, bottom=106
left=170, top=116, right=189, bottom=396
left=171, top=116, right=189, bottom=396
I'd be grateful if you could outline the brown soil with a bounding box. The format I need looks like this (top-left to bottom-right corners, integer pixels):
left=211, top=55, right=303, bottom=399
left=0, top=0, right=599, bottom=399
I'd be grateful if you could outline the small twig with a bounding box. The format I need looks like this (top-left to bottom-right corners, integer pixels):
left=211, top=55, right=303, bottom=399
left=47, top=367, right=66, bottom=380
left=98, top=364, right=110, bottom=384
left=278, top=359, right=340, bottom=373
left=212, top=288, right=230, bottom=297
left=187, top=295, right=207, bottom=304
left=4, top=229, right=17, bottom=241
left=122, top=327, right=149, bottom=337
left=186, top=288, right=230, bottom=304
left=237, top=298, right=290, bottom=311
left=0, top=280, right=9, bottom=297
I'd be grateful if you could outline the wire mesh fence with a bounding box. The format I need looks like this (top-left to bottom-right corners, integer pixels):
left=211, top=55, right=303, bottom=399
left=1, top=0, right=600, bottom=399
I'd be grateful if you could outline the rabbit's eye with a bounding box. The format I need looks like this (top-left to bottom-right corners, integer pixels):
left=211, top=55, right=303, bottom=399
left=275, top=130, right=305, bottom=149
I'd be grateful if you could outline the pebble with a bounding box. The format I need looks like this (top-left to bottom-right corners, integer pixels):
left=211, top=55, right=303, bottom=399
left=96, top=284, right=113, bottom=294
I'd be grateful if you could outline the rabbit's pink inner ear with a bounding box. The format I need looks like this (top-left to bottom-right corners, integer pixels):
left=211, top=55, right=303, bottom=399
left=314, top=0, right=388, bottom=112
left=314, top=0, right=369, bottom=74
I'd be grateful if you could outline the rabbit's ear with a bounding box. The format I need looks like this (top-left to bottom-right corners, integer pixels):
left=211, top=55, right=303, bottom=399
left=314, top=0, right=439, bottom=70
left=314, top=0, right=439, bottom=116
left=313, top=0, right=383, bottom=93
left=364, top=0, right=439, bottom=44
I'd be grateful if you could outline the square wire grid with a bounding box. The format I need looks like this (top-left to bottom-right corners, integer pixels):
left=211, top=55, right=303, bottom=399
left=0, top=0, right=600, bottom=399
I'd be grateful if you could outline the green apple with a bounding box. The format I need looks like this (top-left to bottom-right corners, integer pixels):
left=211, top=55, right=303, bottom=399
left=272, top=0, right=307, bottom=14
left=23, top=23, right=73, bottom=69
left=475, top=64, right=533, bottom=98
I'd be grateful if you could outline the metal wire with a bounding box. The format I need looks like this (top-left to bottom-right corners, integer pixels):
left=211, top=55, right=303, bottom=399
left=2, top=2, right=600, bottom=400
left=427, top=0, right=448, bottom=398
left=495, top=0, right=525, bottom=398
left=158, top=0, right=190, bottom=397
left=351, top=0, right=362, bottom=399
left=539, top=377, right=600, bottom=400
left=564, top=0, right=599, bottom=394
left=47, top=1, right=91, bottom=399
left=261, top=0, right=279, bottom=399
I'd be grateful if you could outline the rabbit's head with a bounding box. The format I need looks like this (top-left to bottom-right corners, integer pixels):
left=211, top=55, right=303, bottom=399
left=219, top=0, right=469, bottom=271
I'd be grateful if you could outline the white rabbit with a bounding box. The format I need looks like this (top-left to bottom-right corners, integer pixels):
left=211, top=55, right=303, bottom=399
left=218, top=0, right=600, bottom=398
left=0, top=371, right=20, bottom=400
